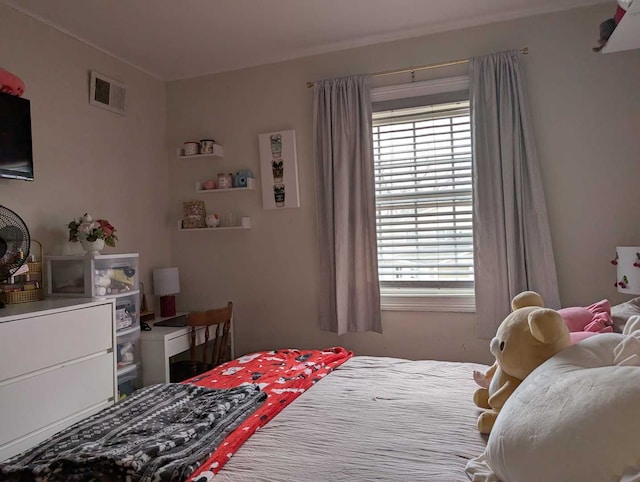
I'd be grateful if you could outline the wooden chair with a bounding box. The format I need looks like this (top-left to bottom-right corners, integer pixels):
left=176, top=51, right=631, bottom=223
left=169, top=302, right=233, bottom=382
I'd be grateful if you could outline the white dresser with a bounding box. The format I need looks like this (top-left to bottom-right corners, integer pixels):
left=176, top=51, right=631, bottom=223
left=0, top=298, right=117, bottom=461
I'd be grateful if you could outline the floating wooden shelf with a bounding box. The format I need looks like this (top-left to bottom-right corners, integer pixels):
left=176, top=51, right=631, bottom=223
left=176, top=144, right=224, bottom=159
left=177, top=219, right=251, bottom=231
left=195, top=178, right=256, bottom=193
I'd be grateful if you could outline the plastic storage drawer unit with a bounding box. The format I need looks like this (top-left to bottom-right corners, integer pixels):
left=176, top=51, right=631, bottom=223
left=45, top=253, right=142, bottom=394
left=116, top=325, right=140, bottom=369
left=45, top=253, right=139, bottom=298
left=117, top=364, right=140, bottom=399
left=114, top=294, right=138, bottom=331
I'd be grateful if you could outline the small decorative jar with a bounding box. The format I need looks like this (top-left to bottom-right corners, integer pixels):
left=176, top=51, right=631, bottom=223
left=217, top=173, right=233, bottom=189
left=183, top=141, right=199, bottom=156
left=199, top=139, right=215, bottom=154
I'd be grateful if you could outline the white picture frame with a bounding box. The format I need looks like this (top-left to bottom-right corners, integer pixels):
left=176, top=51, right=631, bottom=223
left=258, top=129, right=300, bottom=209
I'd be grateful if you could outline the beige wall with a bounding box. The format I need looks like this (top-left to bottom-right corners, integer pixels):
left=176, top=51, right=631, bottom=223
left=166, top=4, right=640, bottom=364
left=4, top=3, right=638, bottom=365
left=0, top=4, right=171, bottom=301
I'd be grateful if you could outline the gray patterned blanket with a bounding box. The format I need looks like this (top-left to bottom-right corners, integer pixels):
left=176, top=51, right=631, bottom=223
left=0, top=383, right=266, bottom=482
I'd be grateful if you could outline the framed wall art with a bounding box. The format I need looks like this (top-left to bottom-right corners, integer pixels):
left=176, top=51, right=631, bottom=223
left=258, top=129, right=300, bottom=209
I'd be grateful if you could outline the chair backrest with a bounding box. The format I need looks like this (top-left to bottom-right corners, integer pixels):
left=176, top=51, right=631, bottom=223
left=186, top=301, right=233, bottom=368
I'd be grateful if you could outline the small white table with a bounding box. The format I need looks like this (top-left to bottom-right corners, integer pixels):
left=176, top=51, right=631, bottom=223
left=140, top=312, right=235, bottom=385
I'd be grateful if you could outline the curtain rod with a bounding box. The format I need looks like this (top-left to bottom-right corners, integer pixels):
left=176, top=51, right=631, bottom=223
left=306, top=47, right=528, bottom=88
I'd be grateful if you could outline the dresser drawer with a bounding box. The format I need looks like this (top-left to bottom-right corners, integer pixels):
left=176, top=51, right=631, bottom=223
left=0, top=352, right=115, bottom=447
left=165, top=326, right=206, bottom=357
left=0, top=302, right=114, bottom=381
left=0, top=399, right=112, bottom=462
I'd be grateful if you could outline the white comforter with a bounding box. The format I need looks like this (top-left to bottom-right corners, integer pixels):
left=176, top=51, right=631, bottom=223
left=212, top=356, right=488, bottom=482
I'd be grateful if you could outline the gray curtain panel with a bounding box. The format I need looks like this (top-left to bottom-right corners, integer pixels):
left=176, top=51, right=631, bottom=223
left=470, top=51, right=560, bottom=339
left=313, top=74, right=382, bottom=335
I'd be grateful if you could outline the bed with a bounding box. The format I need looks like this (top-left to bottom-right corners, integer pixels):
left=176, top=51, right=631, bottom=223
left=0, top=348, right=489, bottom=481
left=207, top=355, right=488, bottom=482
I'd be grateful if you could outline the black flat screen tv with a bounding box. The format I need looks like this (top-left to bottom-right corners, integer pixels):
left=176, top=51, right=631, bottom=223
left=0, top=92, right=34, bottom=181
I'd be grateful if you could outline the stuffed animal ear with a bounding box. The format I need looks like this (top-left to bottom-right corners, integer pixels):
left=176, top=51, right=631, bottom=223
left=529, top=308, right=568, bottom=344
left=512, top=291, right=544, bottom=311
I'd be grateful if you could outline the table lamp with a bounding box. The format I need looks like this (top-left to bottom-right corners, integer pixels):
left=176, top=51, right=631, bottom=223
left=613, top=247, right=640, bottom=295
left=153, top=267, right=180, bottom=317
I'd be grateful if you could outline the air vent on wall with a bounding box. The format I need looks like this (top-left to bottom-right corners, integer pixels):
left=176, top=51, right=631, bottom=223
left=89, top=70, right=125, bottom=115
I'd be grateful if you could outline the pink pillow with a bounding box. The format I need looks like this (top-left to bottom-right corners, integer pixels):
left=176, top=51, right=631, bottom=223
left=558, top=299, right=613, bottom=334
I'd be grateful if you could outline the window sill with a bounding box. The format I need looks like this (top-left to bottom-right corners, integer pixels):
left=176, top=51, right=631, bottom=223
left=380, top=289, right=475, bottom=313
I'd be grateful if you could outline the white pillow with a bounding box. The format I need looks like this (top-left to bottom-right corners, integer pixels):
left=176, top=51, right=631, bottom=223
left=612, top=297, right=640, bottom=333
left=623, top=315, right=640, bottom=336
left=466, top=333, right=640, bottom=482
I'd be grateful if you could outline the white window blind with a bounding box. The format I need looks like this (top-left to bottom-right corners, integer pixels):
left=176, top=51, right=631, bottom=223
left=372, top=100, right=473, bottom=290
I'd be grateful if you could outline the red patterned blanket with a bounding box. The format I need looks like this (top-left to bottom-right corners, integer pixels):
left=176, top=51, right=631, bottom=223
left=186, top=347, right=353, bottom=481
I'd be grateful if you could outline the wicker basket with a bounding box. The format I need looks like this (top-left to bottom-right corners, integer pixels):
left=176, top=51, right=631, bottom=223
left=26, top=261, right=41, bottom=273
left=1, top=239, right=44, bottom=304
left=2, top=288, right=44, bottom=304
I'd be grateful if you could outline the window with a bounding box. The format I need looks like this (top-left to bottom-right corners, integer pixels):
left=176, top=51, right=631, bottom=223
left=371, top=79, right=474, bottom=311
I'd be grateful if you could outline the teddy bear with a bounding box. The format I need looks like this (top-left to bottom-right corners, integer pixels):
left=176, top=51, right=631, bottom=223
left=473, top=291, right=571, bottom=435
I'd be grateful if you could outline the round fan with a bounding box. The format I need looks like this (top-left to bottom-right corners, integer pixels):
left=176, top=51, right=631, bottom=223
left=0, top=205, right=30, bottom=282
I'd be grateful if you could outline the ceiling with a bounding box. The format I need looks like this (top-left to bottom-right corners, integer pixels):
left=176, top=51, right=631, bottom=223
left=3, top=0, right=609, bottom=80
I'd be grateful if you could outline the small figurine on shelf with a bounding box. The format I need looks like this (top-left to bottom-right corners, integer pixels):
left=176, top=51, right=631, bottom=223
left=205, top=214, right=220, bottom=228
left=217, top=173, right=233, bottom=189
left=202, top=179, right=216, bottom=190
